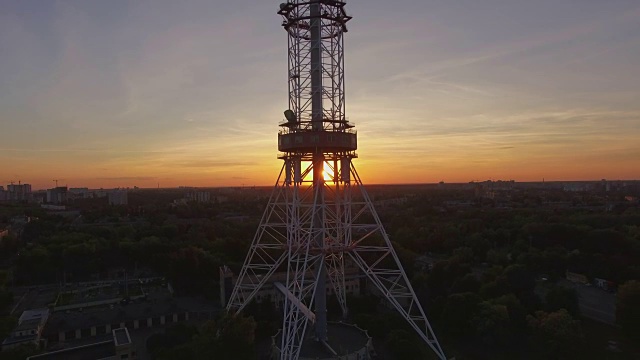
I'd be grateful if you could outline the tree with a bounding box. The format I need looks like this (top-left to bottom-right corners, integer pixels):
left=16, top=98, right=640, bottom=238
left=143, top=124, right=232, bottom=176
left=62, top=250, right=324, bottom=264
left=0, top=288, right=13, bottom=312
left=150, top=313, right=256, bottom=360
left=490, top=294, right=528, bottom=332
left=504, top=264, right=534, bottom=296
left=244, top=299, right=279, bottom=337
left=527, top=309, right=585, bottom=358
left=191, top=312, right=256, bottom=360
left=450, top=273, right=481, bottom=294
left=386, top=329, right=427, bottom=360
left=441, top=292, right=481, bottom=337
left=147, top=323, right=198, bottom=360
left=472, top=301, right=510, bottom=348
left=503, top=264, right=538, bottom=309
left=0, top=316, right=17, bottom=340
left=616, top=280, right=640, bottom=340
left=545, top=286, right=579, bottom=317
left=0, top=344, right=40, bottom=360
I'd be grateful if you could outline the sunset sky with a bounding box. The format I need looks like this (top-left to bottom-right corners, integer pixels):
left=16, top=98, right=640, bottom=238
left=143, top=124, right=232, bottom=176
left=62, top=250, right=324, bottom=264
left=1, top=0, right=639, bottom=189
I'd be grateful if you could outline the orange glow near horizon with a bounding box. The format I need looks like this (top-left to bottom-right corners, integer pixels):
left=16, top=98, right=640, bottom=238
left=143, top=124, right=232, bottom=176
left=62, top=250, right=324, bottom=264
left=4, top=142, right=640, bottom=191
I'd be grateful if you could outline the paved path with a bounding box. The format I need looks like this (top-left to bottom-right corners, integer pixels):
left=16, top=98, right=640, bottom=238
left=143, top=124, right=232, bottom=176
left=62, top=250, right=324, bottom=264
left=559, top=279, right=616, bottom=325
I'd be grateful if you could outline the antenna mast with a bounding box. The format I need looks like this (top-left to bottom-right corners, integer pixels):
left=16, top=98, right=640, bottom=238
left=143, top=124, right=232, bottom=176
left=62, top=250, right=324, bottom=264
left=227, top=2, right=446, bottom=359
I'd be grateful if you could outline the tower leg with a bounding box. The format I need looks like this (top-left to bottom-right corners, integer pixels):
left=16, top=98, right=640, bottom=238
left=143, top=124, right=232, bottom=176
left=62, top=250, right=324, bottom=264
left=226, top=163, right=289, bottom=313
left=346, top=164, right=447, bottom=360
left=324, top=162, right=349, bottom=318
left=325, top=252, right=348, bottom=318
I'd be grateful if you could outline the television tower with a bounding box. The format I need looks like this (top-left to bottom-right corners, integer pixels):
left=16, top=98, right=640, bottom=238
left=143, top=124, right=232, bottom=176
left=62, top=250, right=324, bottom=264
left=227, top=1, right=446, bottom=359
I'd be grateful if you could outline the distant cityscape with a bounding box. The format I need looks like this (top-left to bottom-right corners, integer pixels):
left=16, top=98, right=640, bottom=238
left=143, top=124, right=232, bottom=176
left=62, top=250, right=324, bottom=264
left=0, top=184, right=129, bottom=207
left=2, top=178, right=639, bottom=209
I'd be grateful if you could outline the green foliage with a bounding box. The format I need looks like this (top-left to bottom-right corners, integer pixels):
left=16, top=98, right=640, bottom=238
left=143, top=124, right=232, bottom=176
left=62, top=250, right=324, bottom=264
left=0, top=234, right=19, bottom=255
left=472, top=302, right=510, bottom=348
left=386, top=329, right=428, bottom=360
left=490, top=294, right=528, bottom=331
left=243, top=299, right=279, bottom=337
left=0, top=316, right=18, bottom=340
left=616, top=280, right=640, bottom=340
left=545, top=286, right=579, bottom=317
left=0, top=343, right=40, bottom=360
left=4, top=187, right=638, bottom=358
left=147, top=323, right=199, bottom=360
left=352, top=307, right=407, bottom=338
left=148, top=314, right=256, bottom=360
left=189, top=313, right=257, bottom=360
left=450, top=273, right=481, bottom=294
left=393, top=242, right=419, bottom=277
left=504, top=264, right=534, bottom=296
left=442, top=292, right=481, bottom=337
left=0, top=288, right=12, bottom=313
left=486, top=248, right=510, bottom=266
left=527, top=309, right=585, bottom=358
left=425, top=259, right=471, bottom=300
left=8, top=201, right=259, bottom=294
left=451, top=246, right=474, bottom=263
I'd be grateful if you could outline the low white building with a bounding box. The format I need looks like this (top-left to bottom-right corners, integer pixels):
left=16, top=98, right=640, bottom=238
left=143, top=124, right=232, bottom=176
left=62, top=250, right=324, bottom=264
left=1, top=308, right=49, bottom=351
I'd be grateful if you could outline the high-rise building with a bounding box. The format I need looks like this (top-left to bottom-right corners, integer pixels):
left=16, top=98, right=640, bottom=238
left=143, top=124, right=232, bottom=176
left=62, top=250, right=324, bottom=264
left=187, top=191, right=211, bottom=203
left=68, top=187, right=90, bottom=199
left=46, top=187, right=68, bottom=204
left=108, top=190, right=128, bottom=205
left=4, top=183, right=32, bottom=202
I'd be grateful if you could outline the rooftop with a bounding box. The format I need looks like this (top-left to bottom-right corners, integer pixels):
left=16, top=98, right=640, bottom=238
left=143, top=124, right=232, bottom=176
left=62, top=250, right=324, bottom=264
left=274, top=322, right=370, bottom=359
left=43, top=296, right=216, bottom=335
left=15, top=318, right=42, bottom=331
left=2, top=333, right=37, bottom=346
left=113, top=328, right=130, bottom=346
left=27, top=340, right=114, bottom=360
left=19, top=308, right=50, bottom=324
left=26, top=326, right=134, bottom=360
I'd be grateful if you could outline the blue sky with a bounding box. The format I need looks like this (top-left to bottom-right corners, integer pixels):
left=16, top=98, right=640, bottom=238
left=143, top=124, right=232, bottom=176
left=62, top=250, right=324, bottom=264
left=1, top=0, right=639, bottom=189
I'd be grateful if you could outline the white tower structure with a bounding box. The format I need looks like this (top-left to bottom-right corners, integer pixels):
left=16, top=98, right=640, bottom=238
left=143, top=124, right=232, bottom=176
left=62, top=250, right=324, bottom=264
left=227, top=1, right=446, bottom=359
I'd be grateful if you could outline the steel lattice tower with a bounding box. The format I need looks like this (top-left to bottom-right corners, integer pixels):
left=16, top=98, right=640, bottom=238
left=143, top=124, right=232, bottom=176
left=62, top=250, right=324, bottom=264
left=226, top=1, right=446, bottom=359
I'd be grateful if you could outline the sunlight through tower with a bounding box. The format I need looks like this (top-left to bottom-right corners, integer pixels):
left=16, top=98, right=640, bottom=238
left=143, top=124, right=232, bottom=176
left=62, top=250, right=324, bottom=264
left=227, top=1, right=446, bottom=359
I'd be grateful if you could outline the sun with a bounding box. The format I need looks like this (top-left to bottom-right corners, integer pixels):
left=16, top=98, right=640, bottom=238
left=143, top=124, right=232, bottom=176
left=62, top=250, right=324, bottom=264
left=300, top=161, right=336, bottom=182
left=322, top=164, right=333, bottom=181
left=323, top=162, right=335, bottom=182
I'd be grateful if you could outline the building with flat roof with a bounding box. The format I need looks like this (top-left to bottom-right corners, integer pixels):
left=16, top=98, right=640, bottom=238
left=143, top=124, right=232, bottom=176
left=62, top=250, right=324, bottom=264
left=108, top=190, right=128, bottom=205
left=42, top=297, right=216, bottom=345
left=187, top=191, right=211, bottom=203
left=27, top=327, right=136, bottom=360
left=1, top=183, right=32, bottom=202
left=46, top=187, right=68, bottom=204
left=68, top=188, right=90, bottom=200
left=1, top=308, right=49, bottom=351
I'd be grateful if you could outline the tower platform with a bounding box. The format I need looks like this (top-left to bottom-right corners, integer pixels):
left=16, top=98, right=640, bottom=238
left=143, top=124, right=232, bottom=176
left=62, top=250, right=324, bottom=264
left=271, top=322, right=373, bottom=360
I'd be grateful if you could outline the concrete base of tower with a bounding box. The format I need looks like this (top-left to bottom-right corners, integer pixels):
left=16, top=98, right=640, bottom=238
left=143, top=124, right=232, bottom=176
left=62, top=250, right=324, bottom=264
left=270, top=322, right=374, bottom=360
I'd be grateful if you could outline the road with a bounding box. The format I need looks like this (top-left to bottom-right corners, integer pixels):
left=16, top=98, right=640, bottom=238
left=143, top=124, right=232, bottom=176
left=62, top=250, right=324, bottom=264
left=558, top=279, right=616, bottom=325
